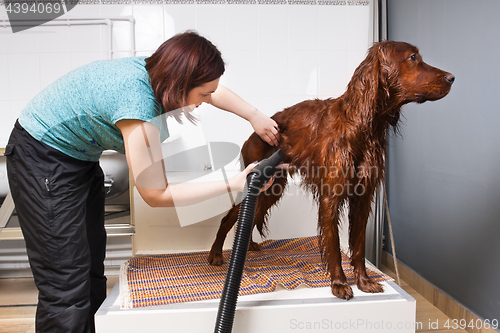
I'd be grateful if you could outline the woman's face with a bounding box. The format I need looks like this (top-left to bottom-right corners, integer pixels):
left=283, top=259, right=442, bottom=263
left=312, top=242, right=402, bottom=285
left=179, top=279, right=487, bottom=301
left=185, top=78, right=220, bottom=109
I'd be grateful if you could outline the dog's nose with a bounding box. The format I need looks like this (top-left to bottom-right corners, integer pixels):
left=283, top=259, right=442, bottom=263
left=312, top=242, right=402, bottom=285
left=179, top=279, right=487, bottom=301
left=445, top=73, right=455, bottom=85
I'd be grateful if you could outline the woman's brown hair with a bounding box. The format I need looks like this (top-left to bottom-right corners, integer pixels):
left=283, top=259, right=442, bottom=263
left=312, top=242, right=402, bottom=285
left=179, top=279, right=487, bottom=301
left=145, top=31, right=225, bottom=119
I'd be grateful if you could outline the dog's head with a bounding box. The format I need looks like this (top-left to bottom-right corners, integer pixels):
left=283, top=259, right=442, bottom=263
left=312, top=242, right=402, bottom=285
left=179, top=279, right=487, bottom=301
left=380, top=41, right=455, bottom=104
left=347, top=41, right=454, bottom=127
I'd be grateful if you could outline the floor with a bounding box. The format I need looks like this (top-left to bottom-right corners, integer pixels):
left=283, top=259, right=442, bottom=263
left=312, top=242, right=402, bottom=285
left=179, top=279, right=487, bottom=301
left=0, top=276, right=119, bottom=333
left=0, top=267, right=467, bottom=333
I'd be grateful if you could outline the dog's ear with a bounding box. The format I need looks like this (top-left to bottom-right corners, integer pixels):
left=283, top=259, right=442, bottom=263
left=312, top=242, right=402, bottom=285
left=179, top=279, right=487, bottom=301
left=345, top=42, right=391, bottom=127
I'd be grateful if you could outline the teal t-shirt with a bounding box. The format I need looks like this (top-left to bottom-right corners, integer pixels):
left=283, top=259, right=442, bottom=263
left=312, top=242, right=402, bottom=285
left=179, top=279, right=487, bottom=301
left=19, top=57, right=169, bottom=162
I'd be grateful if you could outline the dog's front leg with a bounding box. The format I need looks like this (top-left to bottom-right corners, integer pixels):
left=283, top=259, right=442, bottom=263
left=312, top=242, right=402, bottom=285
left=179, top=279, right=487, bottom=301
left=318, top=195, right=354, bottom=300
left=348, top=190, right=384, bottom=294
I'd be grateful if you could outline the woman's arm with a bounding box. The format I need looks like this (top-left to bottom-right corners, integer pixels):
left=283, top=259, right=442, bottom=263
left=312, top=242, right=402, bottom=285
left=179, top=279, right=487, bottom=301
left=117, top=119, right=256, bottom=207
left=210, top=85, right=280, bottom=146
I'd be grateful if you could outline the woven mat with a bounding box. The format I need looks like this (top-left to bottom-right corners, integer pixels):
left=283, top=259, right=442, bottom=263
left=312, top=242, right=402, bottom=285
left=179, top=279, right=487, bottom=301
left=120, top=236, right=392, bottom=309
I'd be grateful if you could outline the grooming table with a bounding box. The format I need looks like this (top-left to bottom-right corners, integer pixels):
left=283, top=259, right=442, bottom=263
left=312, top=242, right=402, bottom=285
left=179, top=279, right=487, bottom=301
left=96, top=237, right=416, bottom=333
left=96, top=281, right=415, bottom=333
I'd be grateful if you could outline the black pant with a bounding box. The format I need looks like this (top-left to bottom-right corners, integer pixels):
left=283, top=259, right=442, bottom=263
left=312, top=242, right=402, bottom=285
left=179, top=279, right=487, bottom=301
left=6, top=120, right=107, bottom=333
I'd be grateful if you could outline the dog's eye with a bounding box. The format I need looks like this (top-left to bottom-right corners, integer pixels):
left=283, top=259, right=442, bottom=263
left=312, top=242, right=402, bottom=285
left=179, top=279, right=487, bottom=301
left=409, top=54, right=417, bottom=62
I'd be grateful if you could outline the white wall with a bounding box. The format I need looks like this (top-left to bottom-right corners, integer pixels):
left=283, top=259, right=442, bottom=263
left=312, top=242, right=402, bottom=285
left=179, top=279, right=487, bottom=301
left=0, top=1, right=372, bottom=149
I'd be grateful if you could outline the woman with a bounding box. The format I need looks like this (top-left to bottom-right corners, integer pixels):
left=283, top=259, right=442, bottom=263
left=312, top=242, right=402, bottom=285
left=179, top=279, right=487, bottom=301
left=5, top=31, right=279, bottom=333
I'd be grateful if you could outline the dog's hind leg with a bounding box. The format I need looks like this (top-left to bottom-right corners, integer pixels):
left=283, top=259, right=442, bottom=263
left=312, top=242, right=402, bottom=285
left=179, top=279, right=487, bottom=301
left=249, top=173, right=288, bottom=251
left=208, top=133, right=279, bottom=265
left=348, top=190, right=384, bottom=294
left=208, top=203, right=240, bottom=266
left=207, top=171, right=288, bottom=265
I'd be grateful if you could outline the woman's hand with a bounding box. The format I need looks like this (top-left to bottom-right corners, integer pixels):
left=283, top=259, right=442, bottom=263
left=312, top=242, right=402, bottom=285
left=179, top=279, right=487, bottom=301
left=248, top=110, right=280, bottom=146
left=228, top=162, right=287, bottom=193
left=210, top=85, right=280, bottom=146
left=228, top=163, right=256, bottom=192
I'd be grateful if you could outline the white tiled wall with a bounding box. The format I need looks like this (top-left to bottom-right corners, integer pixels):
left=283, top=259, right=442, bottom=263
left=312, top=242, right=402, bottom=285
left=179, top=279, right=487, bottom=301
left=0, top=1, right=372, bottom=147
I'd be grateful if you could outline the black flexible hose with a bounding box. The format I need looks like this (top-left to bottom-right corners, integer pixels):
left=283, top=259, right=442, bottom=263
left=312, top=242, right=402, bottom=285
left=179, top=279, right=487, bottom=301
left=214, top=149, right=285, bottom=333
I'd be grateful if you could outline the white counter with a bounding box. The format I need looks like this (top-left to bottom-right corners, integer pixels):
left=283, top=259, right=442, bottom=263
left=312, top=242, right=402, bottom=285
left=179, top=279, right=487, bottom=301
left=96, top=279, right=416, bottom=333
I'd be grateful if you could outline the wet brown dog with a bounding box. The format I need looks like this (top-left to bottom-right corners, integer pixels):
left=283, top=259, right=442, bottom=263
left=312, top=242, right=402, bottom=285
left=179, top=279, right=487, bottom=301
left=208, top=41, right=454, bottom=300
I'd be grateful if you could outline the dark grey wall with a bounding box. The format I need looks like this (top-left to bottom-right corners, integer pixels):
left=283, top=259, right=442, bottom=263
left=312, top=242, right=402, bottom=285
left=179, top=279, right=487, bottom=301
left=386, top=0, right=500, bottom=323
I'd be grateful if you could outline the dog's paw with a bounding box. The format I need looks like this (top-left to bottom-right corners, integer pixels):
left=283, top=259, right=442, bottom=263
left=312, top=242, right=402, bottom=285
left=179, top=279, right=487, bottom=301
left=207, top=251, right=224, bottom=266
left=249, top=241, right=262, bottom=251
left=357, top=278, right=384, bottom=294
left=331, top=282, right=354, bottom=300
